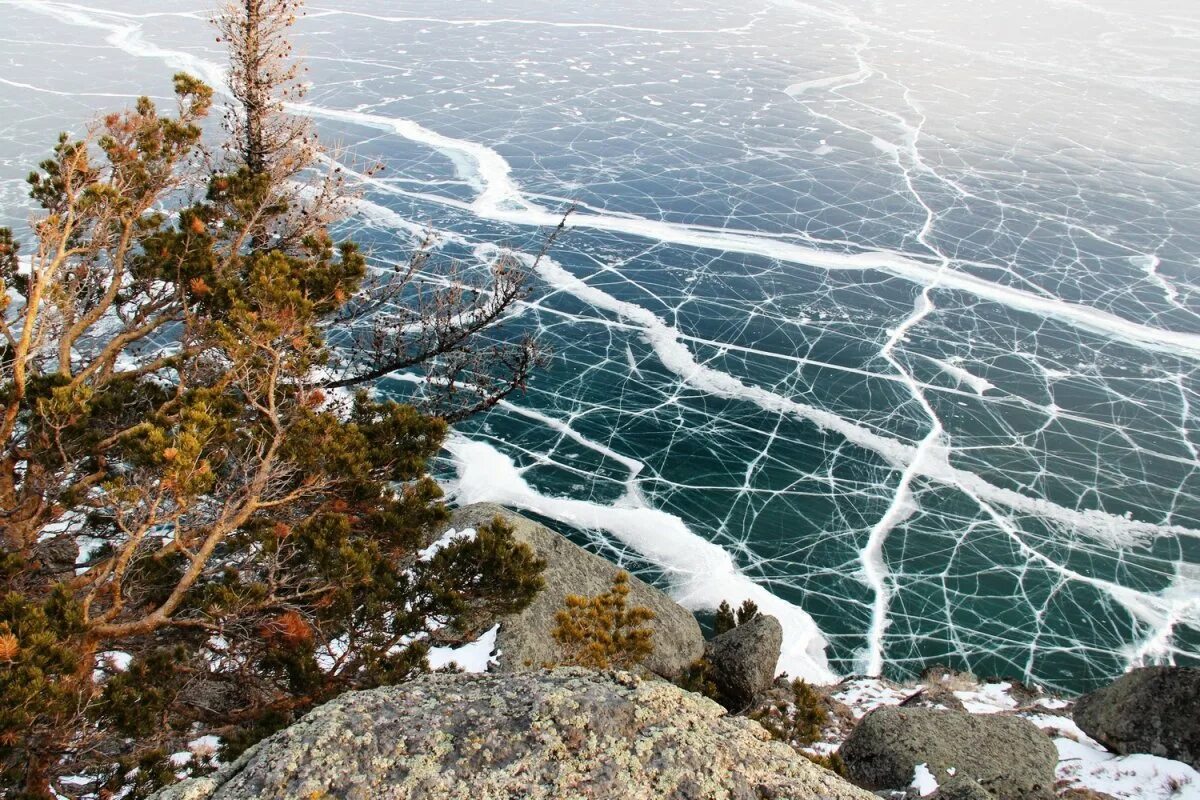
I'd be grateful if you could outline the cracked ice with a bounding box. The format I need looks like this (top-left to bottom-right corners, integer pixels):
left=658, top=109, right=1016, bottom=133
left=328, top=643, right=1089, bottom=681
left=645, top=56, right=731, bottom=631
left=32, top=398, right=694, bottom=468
left=1, top=0, right=1198, bottom=691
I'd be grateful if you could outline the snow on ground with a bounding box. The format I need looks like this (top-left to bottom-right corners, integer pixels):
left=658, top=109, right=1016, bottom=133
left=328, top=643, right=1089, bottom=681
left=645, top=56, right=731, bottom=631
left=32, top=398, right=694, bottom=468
left=92, top=650, right=134, bottom=683
left=1056, top=738, right=1200, bottom=800
left=417, top=526, right=476, bottom=561
left=952, top=681, right=1018, bottom=714
left=168, top=733, right=223, bottom=766
left=96, top=650, right=132, bottom=671
left=909, top=763, right=940, bottom=796
left=1022, top=712, right=1200, bottom=800
left=427, top=623, right=500, bottom=672
left=1037, top=696, right=1071, bottom=711
left=187, top=735, right=221, bottom=759
left=827, top=676, right=1200, bottom=800
left=830, top=676, right=913, bottom=718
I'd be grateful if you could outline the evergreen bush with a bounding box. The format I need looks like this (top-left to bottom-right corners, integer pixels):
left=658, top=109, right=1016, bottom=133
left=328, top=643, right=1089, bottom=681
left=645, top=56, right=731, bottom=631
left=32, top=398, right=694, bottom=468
left=550, top=572, right=655, bottom=670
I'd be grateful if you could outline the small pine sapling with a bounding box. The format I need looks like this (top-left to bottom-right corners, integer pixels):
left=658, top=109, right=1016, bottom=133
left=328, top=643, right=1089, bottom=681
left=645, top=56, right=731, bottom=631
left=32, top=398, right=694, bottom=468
left=714, top=600, right=737, bottom=636
left=673, top=657, right=720, bottom=701
left=713, top=597, right=761, bottom=636
left=736, top=598, right=760, bottom=625
left=550, top=572, right=655, bottom=670
left=749, top=678, right=828, bottom=747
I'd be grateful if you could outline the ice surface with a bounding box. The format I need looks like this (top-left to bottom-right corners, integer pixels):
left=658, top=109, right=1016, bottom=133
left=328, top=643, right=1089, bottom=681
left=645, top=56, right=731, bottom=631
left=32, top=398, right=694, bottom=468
left=2, top=0, right=1197, bottom=692
left=447, top=433, right=836, bottom=681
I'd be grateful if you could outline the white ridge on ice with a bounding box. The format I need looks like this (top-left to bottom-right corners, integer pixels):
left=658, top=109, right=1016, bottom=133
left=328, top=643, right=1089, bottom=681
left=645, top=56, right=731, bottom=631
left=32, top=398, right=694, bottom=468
left=444, top=432, right=837, bottom=684
left=16, top=0, right=1200, bottom=364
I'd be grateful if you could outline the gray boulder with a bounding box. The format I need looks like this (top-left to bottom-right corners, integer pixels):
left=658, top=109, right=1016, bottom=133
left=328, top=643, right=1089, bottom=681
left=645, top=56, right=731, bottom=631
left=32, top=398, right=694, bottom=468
left=839, top=706, right=1058, bottom=800
left=1059, top=791, right=1119, bottom=800
left=1073, top=666, right=1200, bottom=768
left=448, top=503, right=704, bottom=679
left=153, top=668, right=876, bottom=800
left=705, top=613, right=783, bottom=710
left=931, top=776, right=993, bottom=800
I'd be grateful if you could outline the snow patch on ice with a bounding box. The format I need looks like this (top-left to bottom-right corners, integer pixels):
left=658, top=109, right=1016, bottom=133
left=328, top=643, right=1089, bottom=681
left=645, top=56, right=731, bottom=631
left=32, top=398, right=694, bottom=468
left=928, top=356, right=995, bottom=396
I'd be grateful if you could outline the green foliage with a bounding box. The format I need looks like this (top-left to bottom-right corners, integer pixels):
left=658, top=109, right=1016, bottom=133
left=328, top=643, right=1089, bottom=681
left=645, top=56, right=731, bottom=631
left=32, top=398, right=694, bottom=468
left=673, top=657, right=720, bottom=701
left=101, top=750, right=179, bottom=800
left=714, top=600, right=736, bottom=636
left=551, top=572, right=655, bottom=670
left=803, top=750, right=848, bottom=777
left=96, top=648, right=190, bottom=738
left=0, top=35, right=546, bottom=800
left=0, top=590, right=87, bottom=790
left=217, top=709, right=294, bottom=763
left=713, top=598, right=760, bottom=636
left=0, top=227, right=21, bottom=301
left=421, top=516, right=547, bottom=632
left=749, top=678, right=829, bottom=747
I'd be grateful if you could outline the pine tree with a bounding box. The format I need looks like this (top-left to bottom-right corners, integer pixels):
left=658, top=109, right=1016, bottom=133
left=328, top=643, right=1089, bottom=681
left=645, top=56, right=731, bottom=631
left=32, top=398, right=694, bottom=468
left=714, top=600, right=737, bottom=635
left=737, top=598, right=760, bottom=625
left=215, top=0, right=313, bottom=180
left=749, top=679, right=829, bottom=747
left=0, top=2, right=551, bottom=796
left=713, top=597, right=760, bottom=636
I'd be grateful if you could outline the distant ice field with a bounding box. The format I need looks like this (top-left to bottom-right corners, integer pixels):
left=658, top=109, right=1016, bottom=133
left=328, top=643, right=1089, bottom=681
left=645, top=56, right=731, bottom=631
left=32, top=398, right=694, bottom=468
left=1, top=0, right=1198, bottom=691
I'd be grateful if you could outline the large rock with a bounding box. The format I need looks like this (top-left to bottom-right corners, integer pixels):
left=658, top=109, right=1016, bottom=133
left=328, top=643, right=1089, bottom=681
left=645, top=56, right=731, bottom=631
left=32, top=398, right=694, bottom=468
left=839, top=706, right=1058, bottom=800
left=153, top=669, right=876, bottom=800
left=1073, top=666, right=1200, bottom=768
left=705, top=613, right=783, bottom=710
left=448, top=503, right=704, bottom=679
left=932, top=776, right=993, bottom=800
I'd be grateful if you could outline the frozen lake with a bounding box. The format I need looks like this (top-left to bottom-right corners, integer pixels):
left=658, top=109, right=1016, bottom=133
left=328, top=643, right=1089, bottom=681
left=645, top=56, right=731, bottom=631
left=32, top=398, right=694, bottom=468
left=2, top=0, right=1198, bottom=691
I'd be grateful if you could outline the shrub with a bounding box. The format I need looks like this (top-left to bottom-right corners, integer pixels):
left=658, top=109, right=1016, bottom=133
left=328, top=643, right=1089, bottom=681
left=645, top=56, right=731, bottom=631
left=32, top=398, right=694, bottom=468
left=673, top=657, right=720, bottom=701
left=550, top=572, right=655, bottom=670
left=803, top=750, right=848, bottom=777
left=749, top=678, right=828, bottom=747
left=737, top=599, right=761, bottom=625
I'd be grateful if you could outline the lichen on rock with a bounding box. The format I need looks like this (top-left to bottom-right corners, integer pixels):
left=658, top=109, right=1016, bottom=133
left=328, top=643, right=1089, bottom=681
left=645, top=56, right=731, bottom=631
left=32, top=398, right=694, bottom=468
left=152, top=668, right=874, bottom=800
left=1072, top=665, right=1200, bottom=769
left=839, top=706, right=1058, bottom=800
